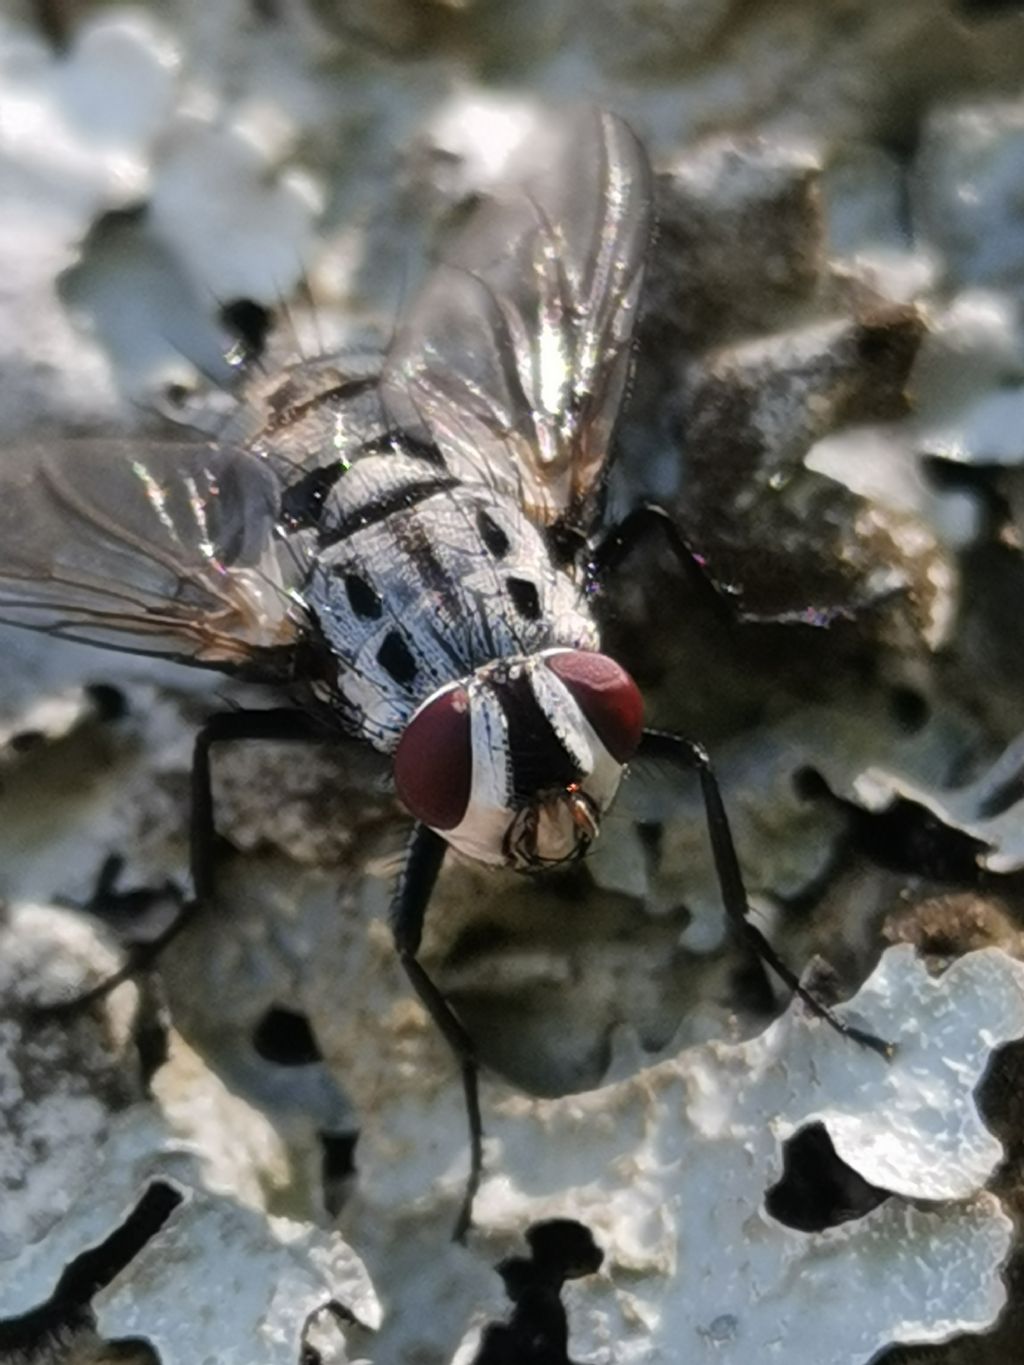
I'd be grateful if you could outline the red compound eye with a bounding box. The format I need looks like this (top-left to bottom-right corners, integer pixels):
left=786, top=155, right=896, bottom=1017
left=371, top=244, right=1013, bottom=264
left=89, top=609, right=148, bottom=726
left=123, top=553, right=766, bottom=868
left=394, top=686, right=473, bottom=830
left=546, top=651, right=644, bottom=762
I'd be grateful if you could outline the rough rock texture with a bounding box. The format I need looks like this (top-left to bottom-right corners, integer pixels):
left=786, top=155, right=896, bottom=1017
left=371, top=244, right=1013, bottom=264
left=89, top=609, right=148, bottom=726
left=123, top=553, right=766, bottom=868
left=5, top=2, right=1024, bottom=1363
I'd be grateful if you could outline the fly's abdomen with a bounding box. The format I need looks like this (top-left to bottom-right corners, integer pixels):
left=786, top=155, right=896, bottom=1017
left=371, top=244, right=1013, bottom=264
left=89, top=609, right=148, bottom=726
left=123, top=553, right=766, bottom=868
left=306, top=455, right=596, bottom=751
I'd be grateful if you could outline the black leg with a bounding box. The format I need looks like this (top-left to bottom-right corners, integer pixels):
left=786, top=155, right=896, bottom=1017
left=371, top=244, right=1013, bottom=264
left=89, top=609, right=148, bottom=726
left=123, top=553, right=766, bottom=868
left=639, top=729, right=895, bottom=1058
left=34, top=708, right=328, bottom=1016
left=188, top=708, right=329, bottom=901
left=391, top=823, right=483, bottom=1242
left=590, top=503, right=861, bottom=628
left=588, top=504, right=742, bottom=623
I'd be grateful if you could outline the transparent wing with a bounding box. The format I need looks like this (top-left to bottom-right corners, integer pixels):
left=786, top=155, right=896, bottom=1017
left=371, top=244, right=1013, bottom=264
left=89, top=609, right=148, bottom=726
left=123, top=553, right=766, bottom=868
left=380, top=108, right=653, bottom=539
left=0, top=437, right=305, bottom=673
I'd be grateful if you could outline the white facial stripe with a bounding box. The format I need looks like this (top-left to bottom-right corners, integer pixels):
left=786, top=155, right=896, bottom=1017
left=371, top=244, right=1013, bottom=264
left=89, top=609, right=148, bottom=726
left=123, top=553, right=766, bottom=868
left=580, top=721, right=624, bottom=813
left=531, top=657, right=623, bottom=813
left=527, top=660, right=593, bottom=773
left=439, top=681, right=513, bottom=866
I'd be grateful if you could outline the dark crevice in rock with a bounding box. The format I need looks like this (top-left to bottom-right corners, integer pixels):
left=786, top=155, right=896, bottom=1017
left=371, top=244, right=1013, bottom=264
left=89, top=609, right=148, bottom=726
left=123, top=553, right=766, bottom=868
left=66, top=855, right=185, bottom=947
left=794, top=773, right=992, bottom=885
left=134, top=988, right=171, bottom=1091
left=888, top=686, right=930, bottom=734
left=847, top=796, right=991, bottom=884
left=0, top=1180, right=183, bottom=1356
left=954, top=0, right=1024, bottom=15
left=252, top=1006, right=322, bottom=1066
left=320, top=1131, right=359, bottom=1218
left=85, top=683, right=130, bottom=724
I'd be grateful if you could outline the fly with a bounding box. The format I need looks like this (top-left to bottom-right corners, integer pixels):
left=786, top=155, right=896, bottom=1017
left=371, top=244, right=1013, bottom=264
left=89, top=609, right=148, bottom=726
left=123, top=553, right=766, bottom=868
left=1, top=109, right=892, bottom=1240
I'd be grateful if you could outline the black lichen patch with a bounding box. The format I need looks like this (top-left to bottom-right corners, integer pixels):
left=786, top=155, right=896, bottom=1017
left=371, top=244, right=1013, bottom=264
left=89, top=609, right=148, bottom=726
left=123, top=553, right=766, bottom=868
left=765, top=1123, right=889, bottom=1232
left=472, top=1219, right=603, bottom=1365
left=321, top=1131, right=359, bottom=1219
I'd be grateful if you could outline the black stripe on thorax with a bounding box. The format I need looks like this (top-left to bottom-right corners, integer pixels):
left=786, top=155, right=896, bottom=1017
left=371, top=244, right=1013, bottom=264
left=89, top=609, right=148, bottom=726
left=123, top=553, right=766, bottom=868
left=390, top=501, right=471, bottom=671
left=355, top=429, right=448, bottom=467
left=317, top=474, right=459, bottom=549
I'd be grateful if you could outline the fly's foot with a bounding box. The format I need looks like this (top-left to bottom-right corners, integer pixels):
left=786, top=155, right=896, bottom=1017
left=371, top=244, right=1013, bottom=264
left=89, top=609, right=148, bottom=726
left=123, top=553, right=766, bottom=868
left=791, top=961, right=896, bottom=1060
left=799, top=990, right=896, bottom=1060
left=56, top=854, right=183, bottom=937
left=30, top=857, right=194, bottom=1020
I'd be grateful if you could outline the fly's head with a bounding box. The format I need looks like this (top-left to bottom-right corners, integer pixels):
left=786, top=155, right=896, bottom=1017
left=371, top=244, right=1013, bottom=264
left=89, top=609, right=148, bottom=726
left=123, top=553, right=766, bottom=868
left=393, top=649, right=644, bottom=871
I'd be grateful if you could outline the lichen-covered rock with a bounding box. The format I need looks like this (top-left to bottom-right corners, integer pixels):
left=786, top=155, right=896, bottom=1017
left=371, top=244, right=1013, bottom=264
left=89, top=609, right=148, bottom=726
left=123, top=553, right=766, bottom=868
left=0, top=904, right=141, bottom=1262
left=455, top=947, right=1024, bottom=1365
left=648, top=137, right=824, bottom=348
left=0, top=1111, right=380, bottom=1365
left=914, top=98, right=1024, bottom=295
left=4, top=2, right=1024, bottom=1363
left=0, top=10, right=177, bottom=432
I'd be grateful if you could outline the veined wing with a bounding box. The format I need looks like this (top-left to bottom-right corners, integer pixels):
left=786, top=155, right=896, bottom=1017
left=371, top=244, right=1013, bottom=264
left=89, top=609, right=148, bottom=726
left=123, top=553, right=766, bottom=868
left=380, top=108, right=653, bottom=545
left=0, top=437, right=307, bottom=674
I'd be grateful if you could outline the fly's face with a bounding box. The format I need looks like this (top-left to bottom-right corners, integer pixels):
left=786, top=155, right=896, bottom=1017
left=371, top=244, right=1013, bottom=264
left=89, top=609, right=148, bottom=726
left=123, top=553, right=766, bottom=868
left=393, top=648, right=644, bottom=870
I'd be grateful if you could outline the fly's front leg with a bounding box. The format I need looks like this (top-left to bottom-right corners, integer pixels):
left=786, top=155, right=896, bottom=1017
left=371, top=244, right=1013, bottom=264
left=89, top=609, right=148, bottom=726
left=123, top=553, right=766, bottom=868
left=638, top=730, right=895, bottom=1058
left=591, top=502, right=851, bottom=627
left=391, top=822, right=483, bottom=1242
left=35, top=708, right=327, bottom=1015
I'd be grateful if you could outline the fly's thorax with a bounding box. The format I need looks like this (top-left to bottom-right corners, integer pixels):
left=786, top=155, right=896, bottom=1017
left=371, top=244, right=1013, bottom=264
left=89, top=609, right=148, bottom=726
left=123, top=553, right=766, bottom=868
left=393, top=648, right=644, bottom=869
left=303, top=461, right=598, bottom=752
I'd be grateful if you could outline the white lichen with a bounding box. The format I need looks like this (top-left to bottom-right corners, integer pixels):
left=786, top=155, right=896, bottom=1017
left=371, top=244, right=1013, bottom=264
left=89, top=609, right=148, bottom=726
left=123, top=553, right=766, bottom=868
left=454, top=947, right=1024, bottom=1365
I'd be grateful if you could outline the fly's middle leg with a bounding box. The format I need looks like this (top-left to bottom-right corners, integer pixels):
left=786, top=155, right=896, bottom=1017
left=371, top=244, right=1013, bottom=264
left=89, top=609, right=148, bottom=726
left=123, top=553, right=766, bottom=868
left=391, top=822, right=483, bottom=1242
left=32, top=707, right=327, bottom=1016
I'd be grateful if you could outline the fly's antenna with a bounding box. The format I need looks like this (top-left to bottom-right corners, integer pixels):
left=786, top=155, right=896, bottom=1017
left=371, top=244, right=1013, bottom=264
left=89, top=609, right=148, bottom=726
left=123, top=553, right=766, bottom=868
left=382, top=189, right=418, bottom=357
left=275, top=275, right=308, bottom=366
left=382, top=272, right=404, bottom=359
left=294, top=261, right=326, bottom=361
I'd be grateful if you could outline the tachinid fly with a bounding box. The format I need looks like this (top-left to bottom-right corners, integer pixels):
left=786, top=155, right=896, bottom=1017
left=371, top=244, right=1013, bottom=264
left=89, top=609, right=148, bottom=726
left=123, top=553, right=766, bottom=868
left=0, top=109, right=890, bottom=1239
